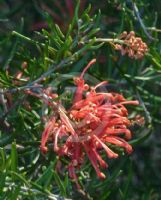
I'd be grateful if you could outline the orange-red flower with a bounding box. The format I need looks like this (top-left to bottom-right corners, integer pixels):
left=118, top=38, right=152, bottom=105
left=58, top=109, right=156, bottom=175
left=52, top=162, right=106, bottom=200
left=39, top=59, right=139, bottom=188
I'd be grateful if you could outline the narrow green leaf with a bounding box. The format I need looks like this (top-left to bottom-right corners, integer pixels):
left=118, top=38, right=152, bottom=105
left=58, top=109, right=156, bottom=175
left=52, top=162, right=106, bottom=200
left=121, top=161, right=133, bottom=200
left=0, top=148, right=6, bottom=170
left=129, top=127, right=152, bottom=145
left=0, top=172, right=7, bottom=194
left=36, top=161, right=55, bottom=189
left=55, top=24, right=65, bottom=39
left=53, top=170, right=66, bottom=196
left=10, top=141, right=18, bottom=181
left=9, top=171, right=30, bottom=187
left=66, top=0, right=80, bottom=38
left=10, top=185, right=21, bottom=200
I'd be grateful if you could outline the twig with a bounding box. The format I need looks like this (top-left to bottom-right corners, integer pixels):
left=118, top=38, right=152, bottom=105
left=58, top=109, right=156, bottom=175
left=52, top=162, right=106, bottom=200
left=0, top=118, right=12, bottom=132
left=147, top=27, right=161, bottom=33
left=91, top=38, right=124, bottom=44
left=0, top=31, right=146, bottom=96
left=0, top=38, right=89, bottom=95
left=0, top=94, right=26, bottom=119
left=0, top=63, right=66, bottom=95
left=136, top=91, right=152, bottom=124
left=131, top=1, right=156, bottom=41
left=5, top=181, right=72, bottom=200
left=0, top=88, right=8, bottom=112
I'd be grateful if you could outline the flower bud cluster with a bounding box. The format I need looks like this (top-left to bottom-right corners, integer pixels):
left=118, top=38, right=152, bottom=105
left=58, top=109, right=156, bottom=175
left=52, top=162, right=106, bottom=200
left=115, top=31, right=148, bottom=59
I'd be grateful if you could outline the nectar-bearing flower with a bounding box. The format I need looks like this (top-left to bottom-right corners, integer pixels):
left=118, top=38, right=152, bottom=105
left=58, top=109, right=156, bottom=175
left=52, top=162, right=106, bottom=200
left=37, top=59, right=139, bottom=189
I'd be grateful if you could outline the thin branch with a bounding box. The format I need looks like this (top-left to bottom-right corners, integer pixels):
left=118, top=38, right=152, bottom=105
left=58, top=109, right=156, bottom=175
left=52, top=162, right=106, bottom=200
left=0, top=37, right=93, bottom=95
left=136, top=91, right=152, bottom=124
left=0, top=88, right=8, bottom=112
left=89, top=38, right=124, bottom=44
left=147, top=27, right=161, bottom=33
left=131, top=1, right=156, bottom=41
left=0, top=59, right=69, bottom=95
left=0, top=94, right=26, bottom=119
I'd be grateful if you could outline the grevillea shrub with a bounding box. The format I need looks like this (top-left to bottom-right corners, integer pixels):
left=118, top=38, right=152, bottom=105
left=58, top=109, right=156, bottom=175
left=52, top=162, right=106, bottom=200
left=26, top=59, right=139, bottom=188
left=2, top=1, right=156, bottom=198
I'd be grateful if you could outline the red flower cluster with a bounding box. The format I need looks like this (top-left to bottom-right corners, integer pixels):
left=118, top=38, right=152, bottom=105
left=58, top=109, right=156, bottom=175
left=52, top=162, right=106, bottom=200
left=40, top=59, right=139, bottom=188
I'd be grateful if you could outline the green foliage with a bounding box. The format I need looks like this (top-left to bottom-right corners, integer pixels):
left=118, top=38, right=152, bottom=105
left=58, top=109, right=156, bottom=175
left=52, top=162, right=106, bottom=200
left=0, top=0, right=161, bottom=199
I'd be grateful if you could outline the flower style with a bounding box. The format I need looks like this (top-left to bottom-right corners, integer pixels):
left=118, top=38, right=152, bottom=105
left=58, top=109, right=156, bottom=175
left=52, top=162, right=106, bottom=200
left=39, top=59, right=139, bottom=189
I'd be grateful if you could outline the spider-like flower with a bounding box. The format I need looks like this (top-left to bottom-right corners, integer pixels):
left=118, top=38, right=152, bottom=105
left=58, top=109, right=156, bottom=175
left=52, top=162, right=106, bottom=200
left=39, top=59, right=139, bottom=188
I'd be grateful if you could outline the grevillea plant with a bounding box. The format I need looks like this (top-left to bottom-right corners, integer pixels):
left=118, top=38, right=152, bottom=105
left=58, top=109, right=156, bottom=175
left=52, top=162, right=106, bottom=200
left=0, top=1, right=149, bottom=196
left=1, top=0, right=161, bottom=199
left=26, top=59, right=139, bottom=189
